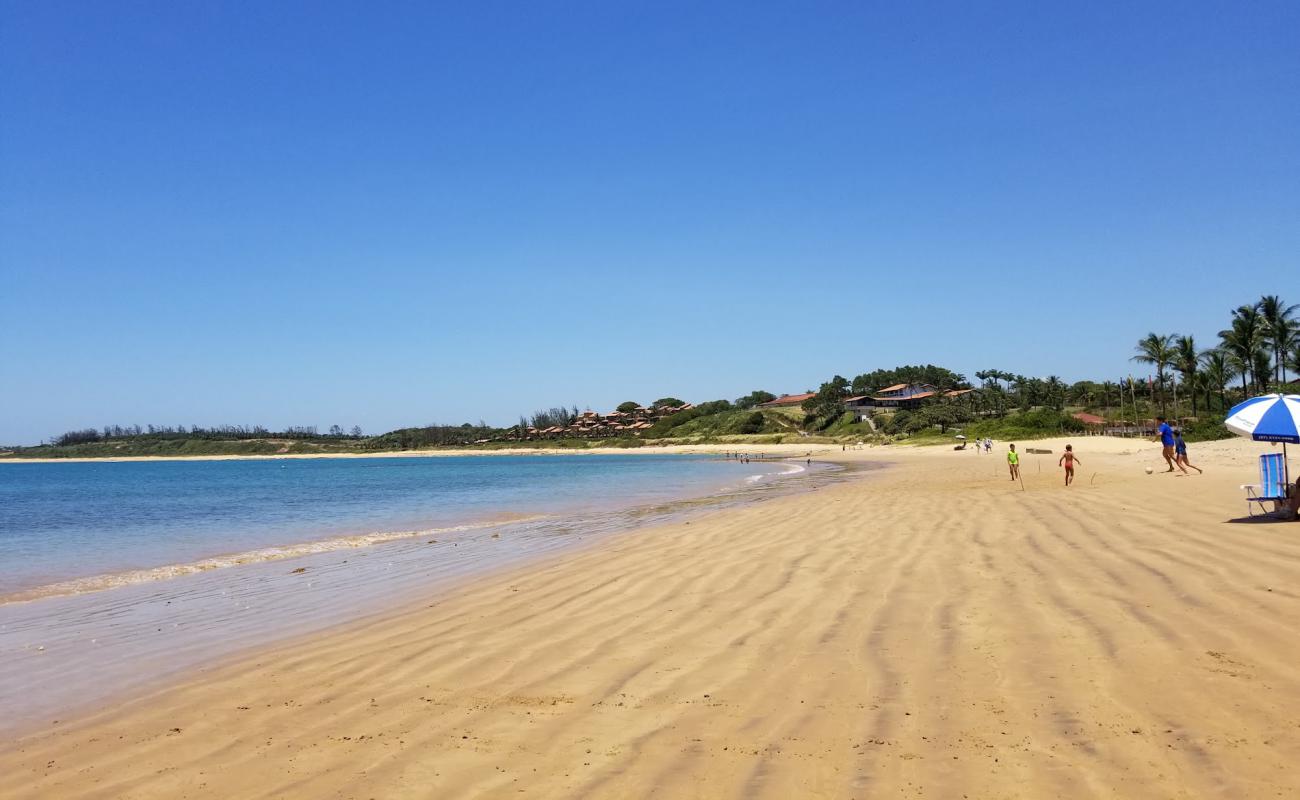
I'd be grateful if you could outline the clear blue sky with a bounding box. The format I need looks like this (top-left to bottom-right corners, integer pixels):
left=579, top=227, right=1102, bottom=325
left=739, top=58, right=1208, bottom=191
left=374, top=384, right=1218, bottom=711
left=2, top=2, right=1297, bottom=444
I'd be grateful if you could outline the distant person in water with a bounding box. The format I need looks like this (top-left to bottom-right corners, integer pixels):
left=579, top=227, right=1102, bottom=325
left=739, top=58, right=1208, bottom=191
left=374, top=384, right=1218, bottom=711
left=1154, top=416, right=1183, bottom=473
left=1007, top=443, right=1020, bottom=481
left=1173, top=430, right=1203, bottom=474
left=1058, top=444, right=1080, bottom=486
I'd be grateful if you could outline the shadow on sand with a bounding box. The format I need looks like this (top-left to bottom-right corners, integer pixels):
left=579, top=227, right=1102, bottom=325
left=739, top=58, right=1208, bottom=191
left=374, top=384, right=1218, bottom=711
left=1224, top=513, right=1297, bottom=524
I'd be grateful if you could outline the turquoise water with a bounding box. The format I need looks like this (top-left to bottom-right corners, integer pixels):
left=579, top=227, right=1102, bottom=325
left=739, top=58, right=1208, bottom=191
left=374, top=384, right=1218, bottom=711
left=0, top=453, right=842, bottom=733
left=0, top=454, right=786, bottom=597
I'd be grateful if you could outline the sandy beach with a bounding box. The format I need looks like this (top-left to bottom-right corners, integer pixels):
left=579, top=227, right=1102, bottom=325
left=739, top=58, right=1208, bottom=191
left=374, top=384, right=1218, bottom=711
left=4, top=436, right=1298, bottom=798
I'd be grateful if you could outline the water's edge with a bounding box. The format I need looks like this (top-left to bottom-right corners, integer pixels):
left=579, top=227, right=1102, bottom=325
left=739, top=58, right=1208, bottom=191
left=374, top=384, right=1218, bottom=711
left=0, top=458, right=877, bottom=739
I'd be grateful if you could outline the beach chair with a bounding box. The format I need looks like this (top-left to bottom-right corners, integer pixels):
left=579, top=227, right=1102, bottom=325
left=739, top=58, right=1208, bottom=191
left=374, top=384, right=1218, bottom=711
left=1240, top=453, right=1291, bottom=517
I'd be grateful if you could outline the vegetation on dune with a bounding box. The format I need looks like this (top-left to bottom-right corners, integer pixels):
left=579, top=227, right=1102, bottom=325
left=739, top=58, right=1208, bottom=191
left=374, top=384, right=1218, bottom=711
left=954, top=410, right=1085, bottom=441
left=645, top=407, right=786, bottom=439
left=801, top=376, right=850, bottom=426
left=733, top=389, right=776, bottom=409
left=362, top=423, right=501, bottom=450
left=520, top=406, right=581, bottom=431
left=6, top=438, right=365, bottom=459
left=8, top=295, right=1291, bottom=459
left=50, top=424, right=363, bottom=448
left=642, top=400, right=735, bottom=438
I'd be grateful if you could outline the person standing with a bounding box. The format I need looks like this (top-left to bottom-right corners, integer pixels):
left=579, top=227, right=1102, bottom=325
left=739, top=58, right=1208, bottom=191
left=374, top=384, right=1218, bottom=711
left=1173, top=430, right=1203, bottom=474
left=1154, top=416, right=1183, bottom=473
left=1007, top=443, right=1021, bottom=481
left=1058, top=444, right=1080, bottom=486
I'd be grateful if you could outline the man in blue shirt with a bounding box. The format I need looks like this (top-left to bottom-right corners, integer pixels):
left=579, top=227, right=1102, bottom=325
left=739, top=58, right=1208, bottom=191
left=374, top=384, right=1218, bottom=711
left=1155, top=416, right=1183, bottom=473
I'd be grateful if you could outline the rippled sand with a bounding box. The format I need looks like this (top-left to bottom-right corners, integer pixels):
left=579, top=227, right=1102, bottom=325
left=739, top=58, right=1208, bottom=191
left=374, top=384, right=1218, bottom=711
left=4, top=437, right=1298, bottom=798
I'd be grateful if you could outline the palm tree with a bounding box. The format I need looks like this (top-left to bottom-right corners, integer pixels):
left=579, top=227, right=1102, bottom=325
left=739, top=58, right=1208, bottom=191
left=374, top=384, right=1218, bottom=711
left=1189, top=372, right=1210, bottom=418
left=1173, top=335, right=1200, bottom=416
left=1045, top=375, right=1065, bottom=411
left=1132, top=333, right=1177, bottom=414
left=1010, top=374, right=1038, bottom=411
left=1258, top=295, right=1299, bottom=387
left=1287, top=341, right=1300, bottom=386
left=1199, top=349, right=1235, bottom=414
left=1253, top=349, right=1273, bottom=395
left=1219, top=305, right=1266, bottom=397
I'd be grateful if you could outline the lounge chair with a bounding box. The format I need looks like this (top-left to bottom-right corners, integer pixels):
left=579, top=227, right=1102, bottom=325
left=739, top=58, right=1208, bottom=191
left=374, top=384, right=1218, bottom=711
left=1240, top=452, right=1292, bottom=517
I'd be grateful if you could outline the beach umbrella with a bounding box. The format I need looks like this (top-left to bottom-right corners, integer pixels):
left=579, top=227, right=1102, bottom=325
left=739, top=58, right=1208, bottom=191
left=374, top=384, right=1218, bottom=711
left=1224, top=393, right=1300, bottom=482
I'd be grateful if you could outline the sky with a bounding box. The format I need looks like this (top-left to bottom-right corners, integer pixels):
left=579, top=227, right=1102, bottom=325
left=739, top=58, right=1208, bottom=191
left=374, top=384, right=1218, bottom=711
left=1, top=2, right=1297, bottom=444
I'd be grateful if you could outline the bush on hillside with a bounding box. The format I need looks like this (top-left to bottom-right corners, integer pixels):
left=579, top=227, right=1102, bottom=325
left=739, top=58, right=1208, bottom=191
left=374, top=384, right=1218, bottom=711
left=644, top=400, right=733, bottom=437
left=1179, top=418, right=1233, bottom=443
left=734, top=390, right=776, bottom=409
left=880, top=410, right=912, bottom=436
left=960, top=409, right=1084, bottom=440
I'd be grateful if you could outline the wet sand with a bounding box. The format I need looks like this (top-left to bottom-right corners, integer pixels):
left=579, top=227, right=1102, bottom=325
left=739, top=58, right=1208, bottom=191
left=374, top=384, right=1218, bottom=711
left=4, top=436, right=1298, bottom=798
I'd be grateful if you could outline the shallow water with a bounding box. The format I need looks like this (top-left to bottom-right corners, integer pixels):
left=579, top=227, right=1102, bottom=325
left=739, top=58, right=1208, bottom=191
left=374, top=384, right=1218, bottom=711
left=0, top=454, right=781, bottom=598
left=0, top=454, right=854, bottom=735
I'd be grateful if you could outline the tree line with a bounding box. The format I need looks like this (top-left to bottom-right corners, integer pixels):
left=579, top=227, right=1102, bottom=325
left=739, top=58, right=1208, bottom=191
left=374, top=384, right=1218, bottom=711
left=52, top=424, right=364, bottom=447
left=44, top=302, right=1296, bottom=453
left=364, top=423, right=499, bottom=450
left=1133, top=294, right=1299, bottom=417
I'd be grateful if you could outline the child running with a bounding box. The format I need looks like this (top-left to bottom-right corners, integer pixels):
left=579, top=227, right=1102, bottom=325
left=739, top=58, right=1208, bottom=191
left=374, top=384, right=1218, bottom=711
left=1173, top=429, right=1204, bottom=474
left=1058, top=444, right=1081, bottom=486
left=1007, top=443, right=1020, bottom=481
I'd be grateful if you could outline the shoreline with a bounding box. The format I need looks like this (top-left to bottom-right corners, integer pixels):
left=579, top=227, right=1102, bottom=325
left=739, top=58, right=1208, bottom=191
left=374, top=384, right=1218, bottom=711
left=0, top=457, right=858, bottom=738
left=0, top=452, right=837, bottom=606
left=6, top=436, right=1298, bottom=797
left=0, top=514, right=546, bottom=605
left=0, top=442, right=841, bottom=465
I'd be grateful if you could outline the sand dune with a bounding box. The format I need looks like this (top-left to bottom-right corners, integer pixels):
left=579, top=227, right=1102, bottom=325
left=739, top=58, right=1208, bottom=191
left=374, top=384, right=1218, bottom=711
left=4, top=436, right=1298, bottom=798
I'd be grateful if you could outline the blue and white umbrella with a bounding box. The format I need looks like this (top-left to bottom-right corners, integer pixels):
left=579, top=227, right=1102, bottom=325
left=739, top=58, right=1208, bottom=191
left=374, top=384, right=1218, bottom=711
left=1225, top=393, right=1300, bottom=485
left=1225, top=394, right=1300, bottom=443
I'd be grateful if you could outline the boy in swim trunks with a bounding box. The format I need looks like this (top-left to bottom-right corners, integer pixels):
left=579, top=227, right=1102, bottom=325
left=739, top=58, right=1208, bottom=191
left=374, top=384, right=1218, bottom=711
left=1058, top=444, right=1080, bottom=486
left=1007, top=443, right=1020, bottom=481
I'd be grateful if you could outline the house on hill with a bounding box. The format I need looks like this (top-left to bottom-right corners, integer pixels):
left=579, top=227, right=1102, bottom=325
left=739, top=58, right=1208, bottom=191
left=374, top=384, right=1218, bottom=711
left=519, top=402, right=690, bottom=440
left=758, top=392, right=816, bottom=408
left=871, top=383, right=940, bottom=410
left=846, top=384, right=977, bottom=419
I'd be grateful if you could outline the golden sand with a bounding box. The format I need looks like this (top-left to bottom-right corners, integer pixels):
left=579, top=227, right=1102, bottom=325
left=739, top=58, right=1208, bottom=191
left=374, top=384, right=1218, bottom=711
left=4, top=437, right=1298, bottom=798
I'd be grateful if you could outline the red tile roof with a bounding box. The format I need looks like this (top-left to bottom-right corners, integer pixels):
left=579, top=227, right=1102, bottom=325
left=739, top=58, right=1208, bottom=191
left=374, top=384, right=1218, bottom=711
left=872, top=391, right=935, bottom=401
left=759, top=392, right=816, bottom=406
left=1072, top=412, right=1105, bottom=425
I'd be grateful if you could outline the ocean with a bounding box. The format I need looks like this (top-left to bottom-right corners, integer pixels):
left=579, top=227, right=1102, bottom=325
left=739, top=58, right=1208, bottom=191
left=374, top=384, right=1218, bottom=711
left=0, top=454, right=792, bottom=599
left=0, top=453, right=838, bottom=733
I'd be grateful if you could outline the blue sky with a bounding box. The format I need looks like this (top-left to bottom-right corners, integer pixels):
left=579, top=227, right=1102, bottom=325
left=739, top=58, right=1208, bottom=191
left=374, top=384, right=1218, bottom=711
left=2, top=2, right=1297, bottom=444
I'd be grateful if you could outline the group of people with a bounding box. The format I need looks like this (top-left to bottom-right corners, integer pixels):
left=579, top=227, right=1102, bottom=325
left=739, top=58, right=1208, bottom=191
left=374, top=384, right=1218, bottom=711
left=1156, top=416, right=1204, bottom=475
left=999, top=415, right=1203, bottom=489
left=1002, top=442, right=1083, bottom=486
